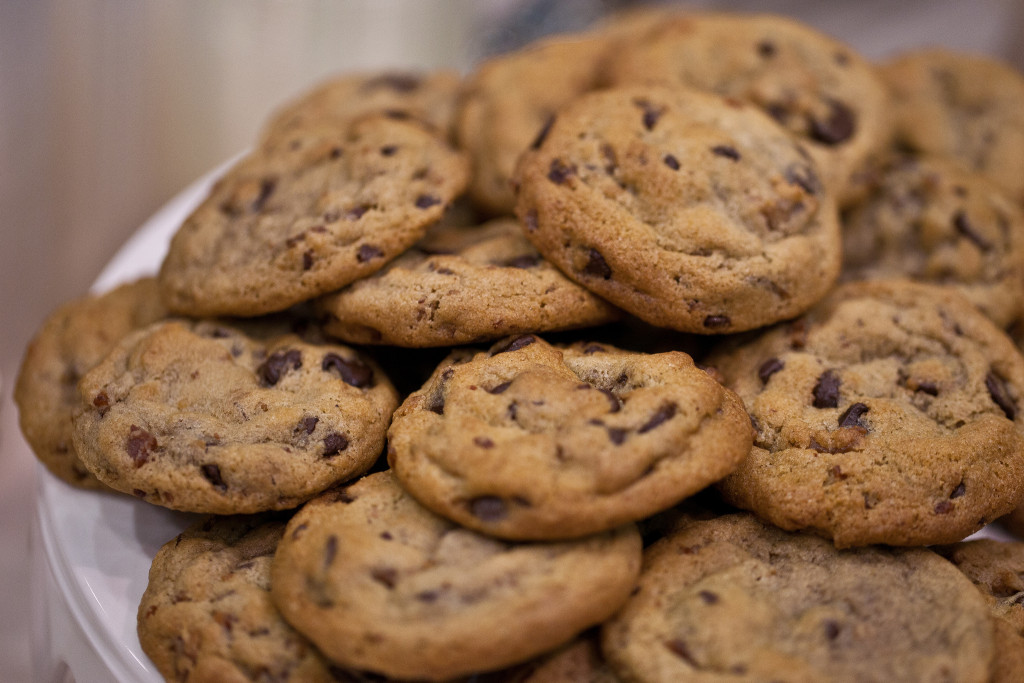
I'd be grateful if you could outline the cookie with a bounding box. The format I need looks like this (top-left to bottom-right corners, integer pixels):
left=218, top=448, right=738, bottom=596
left=260, top=70, right=461, bottom=146
left=137, top=513, right=340, bottom=683
left=841, top=153, right=1024, bottom=328
left=604, top=12, right=890, bottom=205
left=387, top=334, right=752, bottom=540
left=14, top=278, right=167, bottom=489
left=934, top=539, right=1024, bottom=683
left=513, top=84, right=841, bottom=333
left=159, top=114, right=470, bottom=317
left=879, top=48, right=1024, bottom=205
left=601, top=513, right=995, bottom=683
left=500, top=634, right=621, bottom=683
left=269, top=471, right=641, bottom=680
left=316, top=217, right=620, bottom=347
left=72, top=318, right=398, bottom=513
left=456, top=33, right=611, bottom=214
left=707, top=279, right=1024, bottom=547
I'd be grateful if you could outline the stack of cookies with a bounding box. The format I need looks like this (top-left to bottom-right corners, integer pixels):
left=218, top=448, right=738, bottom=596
left=16, top=8, right=1024, bottom=682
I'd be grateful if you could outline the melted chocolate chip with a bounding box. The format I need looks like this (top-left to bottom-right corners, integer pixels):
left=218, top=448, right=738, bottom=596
left=608, top=427, right=628, bottom=445
left=986, top=371, right=1017, bottom=420
left=357, top=244, right=384, bottom=262
left=838, top=402, right=870, bottom=429
left=583, top=248, right=612, bottom=279
left=698, top=590, right=719, bottom=605
left=469, top=496, right=507, bottom=522
left=954, top=211, right=993, bottom=251
left=547, top=158, right=575, bottom=184
left=758, top=358, right=784, bottom=384
left=812, top=370, right=841, bottom=408
left=638, top=403, right=677, bottom=434
left=491, top=335, right=536, bottom=355
left=808, top=99, right=856, bottom=146
left=487, top=381, right=512, bottom=395
left=323, top=432, right=349, bottom=457
left=600, top=388, right=622, bottom=413
left=663, top=154, right=680, bottom=170
left=703, top=315, right=731, bottom=329
left=530, top=115, right=555, bottom=150
left=298, top=416, right=319, bottom=435
left=258, top=349, right=302, bottom=386
left=200, top=464, right=227, bottom=491
left=126, top=425, right=157, bottom=466
left=322, top=353, right=374, bottom=388
left=711, top=145, right=741, bottom=161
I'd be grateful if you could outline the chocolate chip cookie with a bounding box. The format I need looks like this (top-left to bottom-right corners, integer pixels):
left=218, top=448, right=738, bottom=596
left=514, top=85, right=841, bottom=333
left=159, top=115, right=470, bottom=317
left=601, top=513, right=995, bottom=682
left=72, top=319, right=398, bottom=513
left=14, top=278, right=167, bottom=489
left=270, top=471, right=641, bottom=680
left=880, top=48, right=1024, bottom=205
left=456, top=33, right=611, bottom=214
left=387, top=334, right=752, bottom=540
left=605, top=12, right=890, bottom=206
left=841, top=153, right=1024, bottom=328
left=316, top=217, right=620, bottom=346
left=138, top=513, right=340, bottom=683
left=707, top=279, right=1024, bottom=547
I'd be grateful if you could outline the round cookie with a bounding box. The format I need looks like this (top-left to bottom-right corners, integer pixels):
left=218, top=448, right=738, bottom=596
left=841, top=153, right=1024, bottom=328
left=14, top=278, right=167, bottom=489
left=604, top=12, right=890, bottom=206
left=316, top=217, right=620, bottom=347
left=159, top=114, right=470, bottom=317
left=879, top=49, right=1024, bottom=205
left=72, top=318, right=398, bottom=514
left=707, top=279, right=1024, bottom=548
left=513, top=85, right=841, bottom=334
left=601, top=513, right=995, bottom=683
left=456, top=32, right=611, bottom=214
left=387, top=334, right=752, bottom=540
left=260, top=70, right=461, bottom=146
left=270, top=471, right=642, bottom=680
left=138, top=513, right=340, bottom=683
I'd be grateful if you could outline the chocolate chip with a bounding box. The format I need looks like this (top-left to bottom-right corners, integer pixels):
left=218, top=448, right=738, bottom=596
left=583, top=343, right=605, bottom=355
left=356, top=244, right=384, bottom=262
left=487, top=381, right=512, bottom=395
left=703, top=315, right=731, bottom=329
left=600, top=388, right=622, bottom=413
left=491, top=334, right=536, bottom=355
left=415, top=194, right=441, bottom=209
left=370, top=566, right=398, bottom=589
left=633, top=98, right=664, bottom=130
left=808, top=99, right=856, bottom=146
left=583, top=248, right=612, bottom=279
left=257, top=349, right=302, bottom=386
left=346, top=204, right=370, bottom=220
left=758, top=358, right=784, bottom=384
left=298, top=416, right=319, bottom=435
left=812, top=370, right=841, bottom=408
left=638, top=403, right=677, bottom=434
left=126, top=425, right=157, bottom=466
left=915, top=380, right=940, bottom=396
left=953, top=211, right=993, bottom=251
left=766, top=102, right=790, bottom=124
left=600, top=144, right=619, bottom=174
left=838, top=402, right=869, bottom=429
left=200, top=464, right=227, bottom=491
left=663, top=154, right=680, bottom=170
left=951, top=482, right=966, bottom=499
left=530, top=114, right=555, bottom=150
left=547, top=158, right=575, bottom=184
left=473, top=436, right=494, bottom=449
left=302, top=250, right=314, bottom=270
left=93, top=391, right=111, bottom=416
left=607, top=427, right=628, bottom=445
left=757, top=40, right=776, bottom=57
left=664, top=639, right=698, bottom=666
left=380, top=145, right=397, bottom=156
left=934, top=500, right=954, bottom=515
left=362, top=73, right=421, bottom=92
left=322, top=353, right=374, bottom=388
left=469, top=496, right=507, bottom=522
left=501, top=254, right=540, bottom=268
left=323, top=535, right=338, bottom=569
left=698, top=590, right=719, bottom=605
left=986, top=371, right=1017, bottom=420
left=711, top=145, right=741, bottom=161
left=323, top=432, right=349, bottom=457
left=426, top=391, right=445, bottom=415
left=824, top=621, right=840, bottom=641
left=251, top=178, right=276, bottom=212
left=785, top=163, right=820, bottom=194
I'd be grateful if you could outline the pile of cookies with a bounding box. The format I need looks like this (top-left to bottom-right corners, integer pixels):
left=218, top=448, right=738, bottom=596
left=16, top=7, right=1024, bottom=682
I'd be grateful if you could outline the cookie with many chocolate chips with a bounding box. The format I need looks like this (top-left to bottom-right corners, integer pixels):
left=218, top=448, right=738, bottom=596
left=879, top=49, right=1024, bottom=205
left=707, top=279, right=1024, bottom=547
left=260, top=70, right=461, bottom=146
left=138, top=513, right=342, bottom=683
left=604, top=12, right=890, bottom=206
left=316, top=217, right=620, bottom=347
left=71, top=319, right=398, bottom=513
left=159, top=115, right=470, bottom=317
left=601, top=513, right=995, bottom=683
left=14, top=278, right=167, bottom=489
left=456, top=32, right=611, bottom=214
left=270, top=471, right=641, bottom=681
left=934, top=539, right=1024, bottom=683
left=514, top=85, right=841, bottom=334
left=841, top=153, right=1024, bottom=328
left=387, top=335, right=752, bottom=540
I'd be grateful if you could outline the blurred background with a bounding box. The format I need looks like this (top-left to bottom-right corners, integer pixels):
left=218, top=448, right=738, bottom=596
left=1, top=0, right=1021, bottom=680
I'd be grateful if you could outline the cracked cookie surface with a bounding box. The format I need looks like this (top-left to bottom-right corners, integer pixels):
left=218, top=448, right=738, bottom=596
left=514, top=85, right=841, bottom=334
left=14, top=278, right=167, bottom=489
left=316, top=217, right=619, bottom=347
left=270, top=471, right=641, bottom=680
left=72, top=318, right=398, bottom=513
left=601, top=513, right=995, bottom=683
left=159, top=115, right=470, bottom=317
left=707, top=280, right=1024, bottom=547
left=387, top=335, right=752, bottom=540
